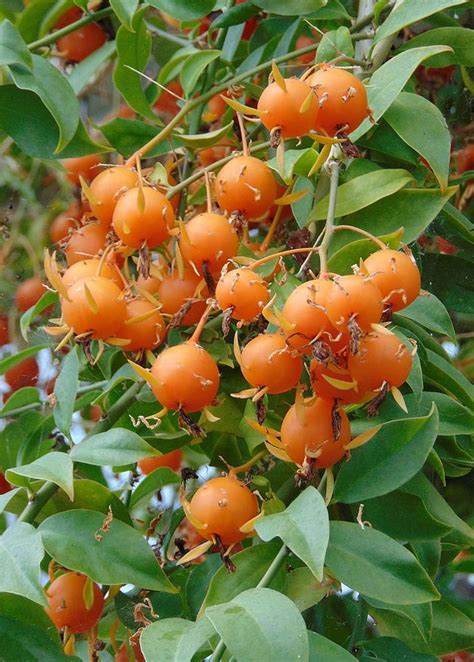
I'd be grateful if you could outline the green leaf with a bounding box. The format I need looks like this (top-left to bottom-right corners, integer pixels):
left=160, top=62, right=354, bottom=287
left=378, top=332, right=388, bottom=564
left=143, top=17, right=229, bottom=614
left=362, top=491, right=452, bottom=541
left=110, top=0, right=138, bottom=30
left=100, top=117, right=181, bottom=158
left=0, top=615, right=76, bottom=662
left=68, top=40, right=116, bottom=95
left=374, top=0, right=468, bottom=44
left=292, top=176, right=315, bottom=228
left=70, top=428, right=161, bottom=466
left=311, top=169, right=413, bottom=221
left=440, top=202, right=474, bottom=245
left=308, top=631, right=357, bottom=661
left=211, top=2, right=261, bottom=29
left=360, top=636, right=438, bottom=662
left=180, top=50, right=222, bottom=98
left=334, top=407, right=439, bottom=504
left=420, top=253, right=474, bottom=315
left=365, top=598, right=433, bottom=642
left=399, top=26, right=474, bottom=67
left=20, top=290, right=58, bottom=341
left=0, top=593, right=60, bottom=644
left=316, top=26, right=354, bottom=63
left=328, top=228, right=402, bottom=274
left=0, top=345, right=49, bottom=375
left=0, top=86, right=108, bottom=159
left=268, top=148, right=319, bottom=183
left=0, top=523, right=46, bottom=606
left=423, top=349, right=474, bottom=407
left=326, top=522, right=440, bottom=604
left=113, top=8, right=155, bottom=120
left=198, top=543, right=284, bottom=616
left=0, top=387, right=40, bottom=416
left=255, top=487, right=329, bottom=581
left=8, top=54, right=79, bottom=152
left=369, top=600, right=474, bottom=656
left=6, top=453, right=74, bottom=501
left=140, top=617, right=215, bottom=662
left=147, top=0, right=216, bottom=21
left=398, top=292, right=455, bottom=340
left=54, top=346, right=79, bottom=437
left=385, top=93, right=450, bottom=190
left=350, top=46, right=453, bottom=141
left=0, top=19, right=32, bottom=68
left=205, top=587, right=309, bottom=661
left=252, top=0, right=326, bottom=16
left=356, top=121, right=419, bottom=165
left=130, top=467, right=180, bottom=508
left=0, top=489, right=21, bottom=516
left=39, top=509, right=177, bottom=592
left=285, top=567, right=327, bottom=612
left=175, top=121, right=233, bottom=148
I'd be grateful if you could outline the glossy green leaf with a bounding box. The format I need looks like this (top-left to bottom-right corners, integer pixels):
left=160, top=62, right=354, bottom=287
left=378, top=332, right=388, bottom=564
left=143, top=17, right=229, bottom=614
left=362, top=491, right=452, bottom=541
left=369, top=600, right=474, bottom=656
left=175, top=121, right=233, bottom=148
left=130, top=467, right=180, bottom=508
left=0, top=523, right=46, bottom=606
left=367, top=598, right=433, bottom=642
left=334, top=407, right=439, bottom=503
left=0, top=19, right=32, bottom=68
left=0, top=387, right=40, bottom=416
left=399, top=292, right=455, bottom=340
left=308, top=631, right=362, bottom=661
left=360, top=636, right=438, bottom=662
left=285, top=567, right=327, bottom=612
left=374, top=0, right=468, bottom=44
left=351, top=46, right=452, bottom=141
left=292, top=177, right=315, bottom=228
left=205, top=587, right=309, bottom=661
left=68, top=40, right=116, bottom=95
left=328, top=228, right=402, bottom=274
left=180, top=50, right=221, bottom=98
left=100, top=117, right=180, bottom=158
left=312, top=169, right=413, bottom=221
left=399, top=26, right=474, bottom=67
left=39, top=510, right=177, bottom=592
left=255, top=487, right=329, bottom=581
left=199, top=543, right=284, bottom=616
left=0, top=344, right=49, bottom=375
left=113, top=8, right=155, bottom=119
left=6, top=453, right=74, bottom=501
left=8, top=54, right=79, bottom=152
left=0, top=593, right=60, bottom=644
left=140, top=617, right=215, bottom=662
left=423, top=349, right=474, bottom=407
left=212, top=2, right=261, bottom=29
left=440, top=202, right=474, bottom=245
left=0, top=489, right=21, bottom=516
left=356, top=120, right=419, bottom=164
left=0, top=615, right=76, bottom=662
left=54, top=346, right=79, bottom=437
left=385, top=93, right=450, bottom=190
left=316, top=26, right=354, bottom=63
left=147, top=0, right=216, bottom=21
left=326, top=522, right=440, bottom=604
left=268, top=148, right=319, bottom=183
left=110, top=0, right=138, bottom=30
left=20, top=290, right=58, bottom=341
left=70, top=428, right=160, bottom=466
left=252, top=0, right=326, bottom=16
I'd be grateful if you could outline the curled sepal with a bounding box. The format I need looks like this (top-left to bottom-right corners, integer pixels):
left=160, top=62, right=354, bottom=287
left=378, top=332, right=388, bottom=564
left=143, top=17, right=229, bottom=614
left=233, top=331, right=242, bottom=367
left=83, top=577, right=94, bottom=611
left=391, top=385, right=408, bottom=413
left=370, top=323, right=393, bottom=335
left=105, top=337, right=131, bottom=347
left=83, top=283, right=98, bottom=314
left=79, top=175, right=98, bottom=206
left=271, top=60, right=287, bottom=92
left=179, top=485, right=207, bottom=531
left=176, top=539, right=214, bottom=565
left=239, top=511, right=264, bottom=534
left=322, top=374, right=357, bottom=390
left=44, top=249, right=70, bottom=301
left=308, top=133, right=345, bottom=145
left=135, top=286, right=161, bottom=307
left=324, top=467, right=334, bottom=506
left=244, top=417, right=281, bottom=440
left=63, top=633, right=75, bottom=656
left=307, top=142, right=331, bottom=178
left=274, top=189, right=309, bottom=206
left=203, top=406, right=220, bottom=423
left=299, top=89, right=315, bottom=114
left=44, top=324, right=70, bottom=336
left=344, top=424, right=382, bottom=450
left=223, top=96, right=266, bottom=117
left=54, top=327, right=74, bottom=351
left=262, top=295, right=294, bottom=331
left=295, top=385, right=306, bottom=426
left=265, top=438, right=291, bottom=462
left=127, top=360, right=161, bottom=389
left=231, top=388, right=259, bottom=399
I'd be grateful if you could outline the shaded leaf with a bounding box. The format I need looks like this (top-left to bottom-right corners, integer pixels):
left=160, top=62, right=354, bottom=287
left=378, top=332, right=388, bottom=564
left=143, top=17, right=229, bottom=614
left=308, top=631, right=359, bottom=661
left=54, top=346, right=79, bottom=437
left=0, top=19, right=32, bottom=68
left=6, top=453, right=74, bottom=501
left=180, top=50, right=221, bottom=98
left=70, top=428, right=160, bottom=466
left=399, top=26, right=474, bottom=67
left=130, top=467, right=180, bottom=508
left=0, top=523, right=46, bottom=606
left=140, top=617, right=215, bottom=662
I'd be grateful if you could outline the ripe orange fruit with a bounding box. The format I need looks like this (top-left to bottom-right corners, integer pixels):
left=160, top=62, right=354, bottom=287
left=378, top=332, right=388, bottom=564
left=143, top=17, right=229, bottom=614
left=179, top=212, right=238, bottom=274
left=57, top=14, right=107, bottom=63
left=258, top=77, right=319, bottom=138
left=363, top=249, right=421, bottom=311
left=138, top=449, right=182, bottom=474
left=281, top=398, right=350, bottom=466
left=306, top=65, right=369, bottom=136
left=62, top=154, right=101, bottom=185
left=62, top=258, right=123, bottom=290
left=326, top=274, right=383, bottom=334
left=15, top=276, right=46, bottom=312
left=347, top=331, right=412, bottom=392
left=113, top=187, right=173, bottom=249
left=188, top=475, right=259, bottom=545
left=197, top=139, right=234, bottom=167
left=45, top=572, right=104, bottom=634
left=65, top=223, right=108, bottom=266
left=117, top=299, right=165, bottom=352
left=62, top=276, right=126, bottom=340
left=150, top=342, right=220, bottom=413
left=89, top=166, right=139, bottom=227
left=5, top=357, right=39, bottom=392
left=49, top=201, right=82, bottom=244
left=215, top=155, right=277, bottom=218
left=154, top=80, right=183, bottom=116
left=457, top=143, right=474, bottom=174
left=240, top=333, right=303, bottom=394
left=282, top=278, right=333, bottom=352
left=215, top=268, right=269, bottom=322
left=310, top=359, right=364, bottom=404
left=156, top=269, right=207, bottom=326
left=295, top=35, right=315, bottom=65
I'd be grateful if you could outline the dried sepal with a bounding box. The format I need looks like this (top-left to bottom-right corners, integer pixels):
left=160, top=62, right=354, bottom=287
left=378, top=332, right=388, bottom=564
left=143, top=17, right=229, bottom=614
left=233, top=331, right=242, bottom=367
left=271, top=60, right=287, bottom=92
left=391, top=385, right=408, bottom=412
left=105, top=337, right=131, bottom=347
left=239, top=510, right=264, bottom=534
left=274, top=189, right=309, bottom=205
left=370, top=323, right=393, bottom=335
left=203, top=406, right=220, bottom=423
left=344, top=424, right=382, bottom=450
left=231, top=387, right=259, bottom=399
left=307, top=142, right=331, bottom=178
left=223, top=96, right=266, bottom=117
left=127, top=360, right=161, bottom=389
left=44, top=249, right=70, bottom=301
left=265, top=439, right=291, bottom=462
left=322, top=374, right=357, bottom=390
left=176, top=540, right=214, bottom=565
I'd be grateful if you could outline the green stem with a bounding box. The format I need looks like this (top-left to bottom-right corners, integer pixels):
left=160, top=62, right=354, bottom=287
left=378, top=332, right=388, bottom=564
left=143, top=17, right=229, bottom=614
left=27, top=8, right=114, bottom=51
left=0, top=380, right=108, bottom=420
left=348, top=595, right=369, bottom=651
left=211, top=544, right=288, bottom=661
left=317, top=150, right=341, bottom=275
left=17, top=380, right=143, bottom=525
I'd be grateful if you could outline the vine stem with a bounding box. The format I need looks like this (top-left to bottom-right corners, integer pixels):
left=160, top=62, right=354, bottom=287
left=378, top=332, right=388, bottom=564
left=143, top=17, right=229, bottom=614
left=210, top=544, right=288, bottom=661
left=18, top=380, right=142, bottom=524
left=27, top=8, right=114, bottom=51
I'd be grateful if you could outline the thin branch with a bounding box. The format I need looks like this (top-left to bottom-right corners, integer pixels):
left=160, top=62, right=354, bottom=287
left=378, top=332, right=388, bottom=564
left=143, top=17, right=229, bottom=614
left=28, top=8, right=114, bottom=51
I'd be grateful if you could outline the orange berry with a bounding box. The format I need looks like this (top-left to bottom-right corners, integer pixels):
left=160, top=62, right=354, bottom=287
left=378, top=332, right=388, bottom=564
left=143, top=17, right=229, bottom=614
left=49, top=201, right=82, bottom=244
left=62, top=154, right=101, bottom=185
left=363, top=249, right=421, bottom=311
left=0, top=316, right=9, bottom=346
left=65, top=223, right=108, bottom=266
left=347, top=331, right=412, bottom=392
left=326, top=274, right=383, bottom=334
left=62, top=258, right=123, bottom=290
left=138, top=449, right=182, bottom=474
left=215, top=268, right=269, bottom=322
left=258, top=77, right=319, bottom=138
left=240, top=333, right=302, bottom=394
left=179, top=212, right=238, bottom=274
left=215, top=155, right=277, bottom=218
left=57, top=22, right=107, bottom=63
left=5, top=357, right=39, bottom=392
left=282, top=278, right=333, bottom=352
left=89, top=166, right=139, bottom=227
left=310, top=359, right=364, bottom=404
left=46, top=572, right=104, bottom=634
left=117, top=299, right=165, bottom=352
left=156, top=269, right=207, bottom=326
left=15, top=276, right=46, bottom=312
left=113, top=187, right=173, bottom=249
